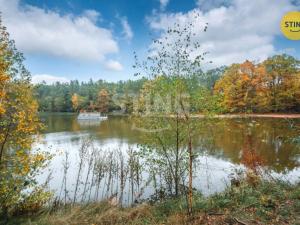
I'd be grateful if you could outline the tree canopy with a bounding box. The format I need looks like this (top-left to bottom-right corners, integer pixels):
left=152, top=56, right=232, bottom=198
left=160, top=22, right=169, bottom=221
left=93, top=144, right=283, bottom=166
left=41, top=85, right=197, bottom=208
left=0, top=16, right=51, bottom=217
left=214, top=55, right=300, bottom=113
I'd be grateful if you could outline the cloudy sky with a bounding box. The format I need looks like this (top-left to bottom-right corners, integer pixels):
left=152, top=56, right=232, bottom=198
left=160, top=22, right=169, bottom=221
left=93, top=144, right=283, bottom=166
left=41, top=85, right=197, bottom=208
left=0, top=0, right=299, bottom=83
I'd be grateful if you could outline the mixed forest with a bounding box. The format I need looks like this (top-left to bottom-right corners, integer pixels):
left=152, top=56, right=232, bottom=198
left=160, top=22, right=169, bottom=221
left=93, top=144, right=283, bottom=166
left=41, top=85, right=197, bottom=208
left=35, top=55, right=300, bottom=114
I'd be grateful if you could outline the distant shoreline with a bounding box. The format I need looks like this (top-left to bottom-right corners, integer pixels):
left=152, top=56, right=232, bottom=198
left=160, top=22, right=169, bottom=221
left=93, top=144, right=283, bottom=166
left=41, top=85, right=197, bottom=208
left=191, top=113, right=300, bottom=119
left=38, top=111, right=300, bottom=119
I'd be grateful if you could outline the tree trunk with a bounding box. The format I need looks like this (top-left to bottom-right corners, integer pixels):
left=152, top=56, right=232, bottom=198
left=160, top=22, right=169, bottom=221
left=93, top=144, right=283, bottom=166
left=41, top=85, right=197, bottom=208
left=175, top=113, right=179, bottom=196
left=0, top=121, right=12, bottom=165
left=188, top=134, right=193, bottom=215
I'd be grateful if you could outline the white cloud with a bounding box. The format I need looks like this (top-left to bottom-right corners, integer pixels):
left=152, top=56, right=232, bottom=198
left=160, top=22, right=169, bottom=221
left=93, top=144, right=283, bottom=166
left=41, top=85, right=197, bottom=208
left=82, top=9, right=101, bottom=23
left=147, top=0, right=297, bottom=68
left=120, top=17, right=133, bottom=41
left=196, top=0, right=231, bottom=11
left=105, top=60, right=123, bottom=71
left=159, top=0, right=170, bottom=10
left=32, top=74, right=70, bottom=84
left=0, top=0, right=119, bottom=62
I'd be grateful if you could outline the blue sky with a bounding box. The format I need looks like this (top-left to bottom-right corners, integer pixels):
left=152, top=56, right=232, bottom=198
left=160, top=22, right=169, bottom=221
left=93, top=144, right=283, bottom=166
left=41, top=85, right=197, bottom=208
left=0, top=0, right=299, bottom=83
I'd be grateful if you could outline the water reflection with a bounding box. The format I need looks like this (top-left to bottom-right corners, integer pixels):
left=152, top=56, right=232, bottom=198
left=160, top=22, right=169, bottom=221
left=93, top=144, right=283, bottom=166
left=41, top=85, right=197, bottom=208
left=195, top=118, right=300, bottom=172
left=40, top=113, right=300, bottom=173
left=36, top=113, right=300, bottom=203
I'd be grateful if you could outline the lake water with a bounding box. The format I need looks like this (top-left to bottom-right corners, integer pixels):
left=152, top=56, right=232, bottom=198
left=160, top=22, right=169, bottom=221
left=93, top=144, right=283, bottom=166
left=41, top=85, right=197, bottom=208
left=35, top=113, right=300, bottom=205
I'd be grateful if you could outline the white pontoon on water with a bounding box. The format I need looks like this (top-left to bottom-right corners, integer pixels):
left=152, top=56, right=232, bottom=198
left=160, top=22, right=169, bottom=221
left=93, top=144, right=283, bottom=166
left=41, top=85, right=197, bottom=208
left=77, top=112, right=108, bottom=120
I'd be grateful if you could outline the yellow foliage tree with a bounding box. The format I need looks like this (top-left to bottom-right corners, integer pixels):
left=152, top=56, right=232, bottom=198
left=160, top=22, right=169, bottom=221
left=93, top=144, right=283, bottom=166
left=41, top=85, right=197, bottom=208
left=214, top=61, right=258, bottom=112
left=71, top=93, right=79, bottom=111
left=0, top=17, right=51, bottom=217
left=97, top=89, right=109, bottom=113
left=0, top=72, right=9, bottom=115
left=263, top=55, right=300, bottom=112
left=214, top=55, right=300, bottom=113
left=0, top=23, right=10, bottom=116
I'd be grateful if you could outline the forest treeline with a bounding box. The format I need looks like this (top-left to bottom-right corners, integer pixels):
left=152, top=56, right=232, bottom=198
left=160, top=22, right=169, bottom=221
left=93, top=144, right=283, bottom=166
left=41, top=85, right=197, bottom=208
left=35, top=54, right=300, bottom=114
left=35, top=78, right=148, bottom=113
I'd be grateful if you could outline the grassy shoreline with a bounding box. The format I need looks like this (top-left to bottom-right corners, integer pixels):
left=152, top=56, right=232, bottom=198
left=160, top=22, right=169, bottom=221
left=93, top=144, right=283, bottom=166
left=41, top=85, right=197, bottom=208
left=4, top=179, right=299, bottom=225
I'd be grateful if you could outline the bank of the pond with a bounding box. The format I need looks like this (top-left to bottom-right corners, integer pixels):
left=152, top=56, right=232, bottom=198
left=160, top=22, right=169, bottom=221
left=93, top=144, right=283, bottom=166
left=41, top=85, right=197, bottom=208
left=5, top=180, right=300, bottom=225
left=190, top=113, right=300, bottom=119
left=39, top=112, right=300, bottom=119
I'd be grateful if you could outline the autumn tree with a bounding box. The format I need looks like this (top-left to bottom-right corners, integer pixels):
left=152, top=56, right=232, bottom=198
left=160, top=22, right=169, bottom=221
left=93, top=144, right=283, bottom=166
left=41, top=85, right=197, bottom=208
left=71, top=93, right=79, bottom=111
left=214, top=55, right=300, bottom=113
left=263, top=54, right=300, bottom=112
left=97, top=89, right=109, bottom=113
left=214, top=61, right=258, bottom=112
left=0, top=46, right=9, bottom=115
left=0, top=16, right=51, bottom=217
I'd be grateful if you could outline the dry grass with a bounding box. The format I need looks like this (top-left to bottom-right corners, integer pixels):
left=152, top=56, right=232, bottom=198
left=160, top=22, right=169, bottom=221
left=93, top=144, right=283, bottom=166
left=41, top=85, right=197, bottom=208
left=3, top=180, right=300, bottom=225
left=28, top=203, right=154, bottom=225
